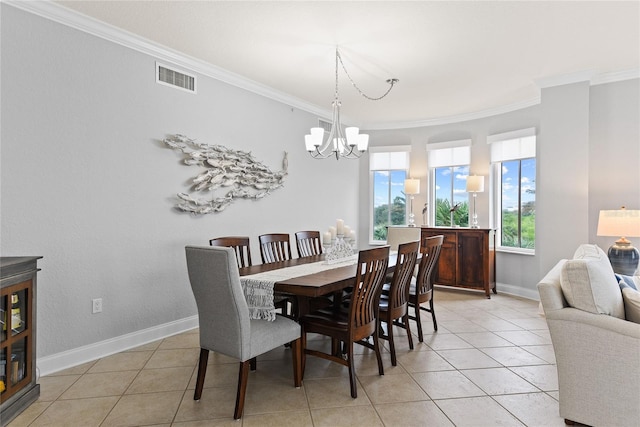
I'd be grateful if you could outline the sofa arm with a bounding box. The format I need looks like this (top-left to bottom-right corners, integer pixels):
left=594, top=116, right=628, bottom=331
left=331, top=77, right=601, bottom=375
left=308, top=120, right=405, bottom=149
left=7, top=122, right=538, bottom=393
left=537, top=260, right=568, bottom=312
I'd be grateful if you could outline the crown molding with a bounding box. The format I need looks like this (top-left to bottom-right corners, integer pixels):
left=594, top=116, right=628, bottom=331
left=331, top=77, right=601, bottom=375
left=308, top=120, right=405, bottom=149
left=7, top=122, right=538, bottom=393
left=7, top=1, right=638, bottom=132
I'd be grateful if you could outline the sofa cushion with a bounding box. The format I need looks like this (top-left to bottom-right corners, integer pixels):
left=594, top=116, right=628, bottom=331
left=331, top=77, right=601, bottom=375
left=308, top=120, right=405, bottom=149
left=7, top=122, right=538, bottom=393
left=615, top=273, right=640, bottom=291
left=621, top=286, right=640, bottom=324
left=560, top=244, right=625, bottom=319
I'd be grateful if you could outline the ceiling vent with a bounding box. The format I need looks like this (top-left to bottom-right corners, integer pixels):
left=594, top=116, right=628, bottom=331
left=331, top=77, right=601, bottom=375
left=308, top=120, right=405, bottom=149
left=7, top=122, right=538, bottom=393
left=156, top=62, right=196, bottom=93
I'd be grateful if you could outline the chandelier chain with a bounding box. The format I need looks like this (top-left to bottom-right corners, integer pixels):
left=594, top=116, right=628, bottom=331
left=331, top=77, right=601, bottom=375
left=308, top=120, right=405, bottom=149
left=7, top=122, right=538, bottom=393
left=336, top=50, right=397, bottom=101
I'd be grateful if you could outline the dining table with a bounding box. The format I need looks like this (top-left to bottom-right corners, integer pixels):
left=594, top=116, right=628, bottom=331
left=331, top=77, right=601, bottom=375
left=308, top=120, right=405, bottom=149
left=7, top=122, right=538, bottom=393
left=238, top=251, right=400, bottom=319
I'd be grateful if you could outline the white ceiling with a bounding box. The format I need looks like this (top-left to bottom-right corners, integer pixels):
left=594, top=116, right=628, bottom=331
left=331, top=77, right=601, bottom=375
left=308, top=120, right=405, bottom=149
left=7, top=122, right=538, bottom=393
left=53, top=1, right=640, bottom=128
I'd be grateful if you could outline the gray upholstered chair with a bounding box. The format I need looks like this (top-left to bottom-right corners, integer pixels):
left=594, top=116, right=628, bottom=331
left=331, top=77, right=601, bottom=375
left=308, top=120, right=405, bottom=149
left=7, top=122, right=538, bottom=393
left=185, top=245, right=302, bottom=419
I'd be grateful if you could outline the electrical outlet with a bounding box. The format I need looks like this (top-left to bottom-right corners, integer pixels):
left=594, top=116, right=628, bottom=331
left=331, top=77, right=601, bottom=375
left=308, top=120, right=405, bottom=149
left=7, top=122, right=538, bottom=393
left=92, top=298, right=103, bottom=314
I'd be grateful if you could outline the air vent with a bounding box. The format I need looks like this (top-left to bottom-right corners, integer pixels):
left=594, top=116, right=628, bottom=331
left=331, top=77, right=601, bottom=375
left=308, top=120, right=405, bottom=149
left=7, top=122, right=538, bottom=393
left=318, top=119, right=332, bottom=133
left=156, top=62, right=196, bottom=93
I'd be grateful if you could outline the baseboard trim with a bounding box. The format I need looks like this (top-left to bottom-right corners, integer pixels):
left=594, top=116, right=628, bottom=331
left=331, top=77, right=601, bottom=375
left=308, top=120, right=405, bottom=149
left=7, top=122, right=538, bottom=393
left=495, top=282, right=540, bottom=301
left=37, top=315, right=199, bottom=376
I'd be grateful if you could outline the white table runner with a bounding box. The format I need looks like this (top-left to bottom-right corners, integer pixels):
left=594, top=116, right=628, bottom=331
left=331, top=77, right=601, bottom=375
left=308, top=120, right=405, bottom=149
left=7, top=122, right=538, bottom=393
left=240, top=255, right=359, bottom=321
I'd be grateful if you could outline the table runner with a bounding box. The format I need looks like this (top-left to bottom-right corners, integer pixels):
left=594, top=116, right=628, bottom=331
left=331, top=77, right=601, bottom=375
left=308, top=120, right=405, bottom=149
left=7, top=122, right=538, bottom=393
left=240, top=255, right=359, bottom=321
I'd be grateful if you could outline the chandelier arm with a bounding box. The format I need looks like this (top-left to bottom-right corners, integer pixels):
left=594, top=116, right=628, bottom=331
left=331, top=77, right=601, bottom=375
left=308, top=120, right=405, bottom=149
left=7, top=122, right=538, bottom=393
left=336, top=50, right=397, bottom=101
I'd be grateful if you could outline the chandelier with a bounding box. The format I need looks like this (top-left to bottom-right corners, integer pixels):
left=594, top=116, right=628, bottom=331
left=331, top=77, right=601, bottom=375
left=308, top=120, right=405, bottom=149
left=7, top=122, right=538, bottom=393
left=304, top=48, right=398, bottom=160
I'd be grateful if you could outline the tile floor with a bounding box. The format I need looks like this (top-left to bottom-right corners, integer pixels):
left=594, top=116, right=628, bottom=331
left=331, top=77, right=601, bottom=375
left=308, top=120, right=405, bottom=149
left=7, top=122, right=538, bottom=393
left=9, top=289, right=573, bottom=426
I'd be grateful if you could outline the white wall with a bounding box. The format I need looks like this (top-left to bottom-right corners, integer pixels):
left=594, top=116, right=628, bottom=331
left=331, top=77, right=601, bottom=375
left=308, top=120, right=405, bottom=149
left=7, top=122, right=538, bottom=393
left=361, top=78, right=639, bottom=299
left=1, top=5, right=359, bottom=370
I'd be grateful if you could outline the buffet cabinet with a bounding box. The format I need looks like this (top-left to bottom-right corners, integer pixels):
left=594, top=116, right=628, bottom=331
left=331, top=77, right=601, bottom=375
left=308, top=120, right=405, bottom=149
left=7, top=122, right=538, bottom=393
left=421, top=228, right=496, bottom=298
left=1, top=257, right=41, bottom=426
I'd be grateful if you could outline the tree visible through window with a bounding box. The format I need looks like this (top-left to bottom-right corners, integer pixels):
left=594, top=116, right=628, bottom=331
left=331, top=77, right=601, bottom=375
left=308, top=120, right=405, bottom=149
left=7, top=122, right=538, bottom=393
left=372, top=170, right=407, bottom=241
left=434, top=166, right=469, bottom=227
left=500, top=158, right=536, bottom=249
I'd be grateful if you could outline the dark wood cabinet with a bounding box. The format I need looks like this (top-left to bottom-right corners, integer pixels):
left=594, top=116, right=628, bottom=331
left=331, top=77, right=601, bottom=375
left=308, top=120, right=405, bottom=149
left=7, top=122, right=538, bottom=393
left=421, top=228, right=495, bottom=298
left=1, top=257, right=41, bottom=426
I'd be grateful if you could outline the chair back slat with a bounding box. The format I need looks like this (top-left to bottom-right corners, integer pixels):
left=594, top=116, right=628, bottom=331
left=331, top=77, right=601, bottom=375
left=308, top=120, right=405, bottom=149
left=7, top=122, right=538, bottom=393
left=415, top=235, right=444, bottom=300
left=295, top=231, right=323, bottom=258
left=209, top=236, right=252, bottom=268
left=259, top=233, right=293, bottom=264
left=348, top=246, right=389, bottom=340
left=388, top=240, right=420, bottom=311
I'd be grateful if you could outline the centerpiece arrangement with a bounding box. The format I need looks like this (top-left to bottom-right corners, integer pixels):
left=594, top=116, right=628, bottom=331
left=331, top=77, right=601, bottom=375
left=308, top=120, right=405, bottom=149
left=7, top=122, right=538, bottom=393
left=322, top=219, right=357, bottom=264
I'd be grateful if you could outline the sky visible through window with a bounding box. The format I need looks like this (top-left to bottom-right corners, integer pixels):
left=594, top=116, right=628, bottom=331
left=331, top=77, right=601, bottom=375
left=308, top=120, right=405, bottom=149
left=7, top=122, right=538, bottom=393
left=435, top=165, right=469, bottom=206
left=373, top=170, right=406, bottom=207
left=501, top=158, right=535, bottom=211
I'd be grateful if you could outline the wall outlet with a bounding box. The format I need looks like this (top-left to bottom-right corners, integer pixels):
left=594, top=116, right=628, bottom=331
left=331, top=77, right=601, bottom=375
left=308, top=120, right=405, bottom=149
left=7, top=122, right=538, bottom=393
left=92, top=298, right=103, bottom=314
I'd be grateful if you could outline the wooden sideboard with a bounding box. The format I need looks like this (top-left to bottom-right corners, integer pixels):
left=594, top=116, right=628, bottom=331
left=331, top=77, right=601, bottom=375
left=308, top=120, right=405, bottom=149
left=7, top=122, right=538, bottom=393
left=421, top=227, right=496, bottom=298
left=1, top=257, right=41, bottom=426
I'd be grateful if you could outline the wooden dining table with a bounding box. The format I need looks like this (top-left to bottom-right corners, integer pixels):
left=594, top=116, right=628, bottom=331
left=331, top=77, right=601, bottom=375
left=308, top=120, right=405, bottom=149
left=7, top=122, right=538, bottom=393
left=238, top=252, right=399, bottom=317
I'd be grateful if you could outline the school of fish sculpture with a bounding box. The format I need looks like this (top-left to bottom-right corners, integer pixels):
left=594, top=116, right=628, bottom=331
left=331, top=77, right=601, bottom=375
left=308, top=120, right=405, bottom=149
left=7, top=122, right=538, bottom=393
left=163, top=134, right=288, bottom=214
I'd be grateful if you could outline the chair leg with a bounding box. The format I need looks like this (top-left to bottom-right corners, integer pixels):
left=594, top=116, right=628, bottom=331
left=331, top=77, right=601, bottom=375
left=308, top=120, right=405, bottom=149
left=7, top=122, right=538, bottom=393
left=346, top=342, right=357, bottom=398
left=291, top=338, right=302, bottom=387
left=414, top=303, right=424, bottom=342
left=373, top=328, right=385, bottom=376
left=194, top=348, right=209, bottom=401
left=250, top=357, right=257, bottom=371
left=386, top=318, right=397, bottom=366
left=403, top=312, right=414, bottom=350
left=301, top=329, right=307, bottom=380
left=234, top=361, right=250, bottom=420
left=430, top=299, right=438, bottom=331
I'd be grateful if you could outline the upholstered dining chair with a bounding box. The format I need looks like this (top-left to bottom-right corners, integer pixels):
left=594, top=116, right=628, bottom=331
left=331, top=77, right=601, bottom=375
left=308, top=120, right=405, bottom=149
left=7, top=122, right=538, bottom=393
left=259, top=233, right=293, bottom=264
left=300, top=246, right=389, bottom=398
left=209, top=236, right=252, bottom=268
left=407, top=235, right=443, bottom=341
left=185, top=246, right=302, bottom=419
left=378, top=240, right=420, bottom=366
left=295, top=230, right=323, bottom=258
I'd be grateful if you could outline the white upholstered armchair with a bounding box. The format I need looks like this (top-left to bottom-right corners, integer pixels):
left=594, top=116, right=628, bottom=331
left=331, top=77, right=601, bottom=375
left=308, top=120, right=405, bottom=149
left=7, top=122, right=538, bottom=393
left=538, top=252, right=640, bottom=427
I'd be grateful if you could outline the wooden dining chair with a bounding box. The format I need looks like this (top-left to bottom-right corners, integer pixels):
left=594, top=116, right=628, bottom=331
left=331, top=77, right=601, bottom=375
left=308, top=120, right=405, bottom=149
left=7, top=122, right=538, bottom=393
left=185, top=246, right=302, bottom=419
left=300, top=246, right=389, bottom=398
left=378, top=240, right=420, bottom=366
left=209, top=236, right=252, bottom=268
left=406, top=235, right=444, bottom=342
left=295, top=231, right=323, bottom=258
left=259, top=233, right=293, bottom=264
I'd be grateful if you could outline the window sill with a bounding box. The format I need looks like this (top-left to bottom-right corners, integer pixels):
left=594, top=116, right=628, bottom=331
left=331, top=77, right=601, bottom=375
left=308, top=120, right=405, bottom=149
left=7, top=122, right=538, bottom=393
left=496, top=247, right=535, bottom=256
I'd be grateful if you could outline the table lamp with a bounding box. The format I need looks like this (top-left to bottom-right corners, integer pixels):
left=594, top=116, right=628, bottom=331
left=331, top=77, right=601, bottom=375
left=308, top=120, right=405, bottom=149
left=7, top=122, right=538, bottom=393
left=466, top=175, right=485, bottom=228
left=404, top=179, right=420, bottom=227
left=597, top=207, right=640, bottom=275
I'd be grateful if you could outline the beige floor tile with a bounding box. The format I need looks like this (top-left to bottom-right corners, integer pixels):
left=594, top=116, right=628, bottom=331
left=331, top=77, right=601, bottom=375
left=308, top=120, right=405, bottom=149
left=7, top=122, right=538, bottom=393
left=45, top=361, right=96, bottom=376
left=358, top=372, right=429, bottom=404
left=507, top=317, right=550, bottom=330
left=397, top=349, right=455, bottom=373
left=30, top=396, right=119, bottom=427
left=187, top=362, right=239, bottom=389
left=461, top=367, right=540, bottom=395
left=510, top=365, right=559, bottom=391
left=436, top=348, right=502, bottom=370
left=101, top=390, right=184, bottom=426
left=243, top=410, right=313, bottom=427
left=36, top=374, right=81, bottom=401
left=4, top=401, right=51, bottom=427
left=421, top=333, right=474, bottom=350
left=493, top=392, right=566, bottom=426
left=174, top=386, right=237, bottom=422
left=481, top=346, right=548, bottom=367
left=158, top=331, right=200, bottom=350
left=310, top=405, right=383, bottom=427
left=125, top=340, right=161, bottom=352
left=353, top=352, right=405, bottom=376
left=243, top=381, right=308, bottom=415
left=436, top=396, right=525, bottom=426
left=304, top=377, right=371, bottom=409
left=300, top=355, right=349, bottom=379
left=249, top=357, right=300, bottom=384
left=469, top=317, right=523, bottom=331
left=171, top=419, right=238, bottom=427
left=144, top=348, right=200, bottom=369
left=456, top=331, right=515, bottom=348
left=375, top=400, right=454, bottom=427
left=88, top=351, right=154, bottom=373
left=412, top=370, right=485, bottom=400
left=126, top=366, right=193, bottom=394
left=438, top=319, right=488, bottom=333
left=60, top=370, right=138, bottom=399
left=494, top=330, right=552, bottom=346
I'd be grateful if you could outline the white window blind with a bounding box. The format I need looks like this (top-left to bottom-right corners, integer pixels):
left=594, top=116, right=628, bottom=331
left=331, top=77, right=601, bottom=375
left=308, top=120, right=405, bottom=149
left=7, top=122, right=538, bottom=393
left=426, top=139, right=471, bottom=168
left=488, top=128, right=536, bottom=162
left=369, top=146, right=411, bottom=170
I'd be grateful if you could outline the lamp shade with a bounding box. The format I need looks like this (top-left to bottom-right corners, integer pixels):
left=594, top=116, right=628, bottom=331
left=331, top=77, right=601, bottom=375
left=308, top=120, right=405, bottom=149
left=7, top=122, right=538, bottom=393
left=597, top=209, right=640, bottom=238
left=466, top=175, right=485, bottom=193
left=404, top=179, right=420, bottom=195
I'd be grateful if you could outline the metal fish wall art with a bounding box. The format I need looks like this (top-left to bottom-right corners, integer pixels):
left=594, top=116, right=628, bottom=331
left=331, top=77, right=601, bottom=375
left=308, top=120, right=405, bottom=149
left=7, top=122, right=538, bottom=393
left=163, top=134, right=288, bottom=214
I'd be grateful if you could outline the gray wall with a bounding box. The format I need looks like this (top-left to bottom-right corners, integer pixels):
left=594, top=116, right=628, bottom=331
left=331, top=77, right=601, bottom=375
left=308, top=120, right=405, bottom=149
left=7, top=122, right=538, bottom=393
left=1, top=5, right=359, bottom=363
left=360, top=78, right=640, bottom=298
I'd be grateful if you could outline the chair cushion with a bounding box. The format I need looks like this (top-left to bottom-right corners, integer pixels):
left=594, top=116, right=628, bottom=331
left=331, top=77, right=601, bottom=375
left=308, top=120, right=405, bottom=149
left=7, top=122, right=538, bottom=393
left=560, top=244, right=625, bottom=319
left=620, top=284, right=640, bottom=324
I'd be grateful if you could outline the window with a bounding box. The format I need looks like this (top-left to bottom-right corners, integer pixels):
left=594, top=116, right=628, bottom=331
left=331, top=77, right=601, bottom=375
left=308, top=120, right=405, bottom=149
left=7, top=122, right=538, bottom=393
left=427, top=141, right=471, bottom=227
left=489, top=128, right=536, bottom=251
left=369, top=147, right=411, bottom=243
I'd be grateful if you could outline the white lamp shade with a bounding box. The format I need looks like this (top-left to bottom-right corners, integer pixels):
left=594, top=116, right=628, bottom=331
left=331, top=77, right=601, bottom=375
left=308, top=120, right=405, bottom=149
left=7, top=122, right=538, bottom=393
left=597, top=209, right=640, bottom=237
left=404, top=179, right=420, bottom=195
left=357, top=134, right=369, bottom=151
left=310, top=127, right=324, bottom=146
left=466, top=175, right=485, bottom=193
left=345, top=127, right=359, bottom=147
left=304, top=135, right=315, bottom=151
